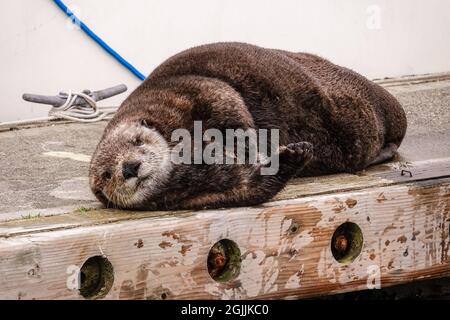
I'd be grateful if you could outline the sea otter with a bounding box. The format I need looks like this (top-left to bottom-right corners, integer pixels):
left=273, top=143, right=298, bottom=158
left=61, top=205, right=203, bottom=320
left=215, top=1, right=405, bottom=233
left=89, top=42, right=407, bottom=210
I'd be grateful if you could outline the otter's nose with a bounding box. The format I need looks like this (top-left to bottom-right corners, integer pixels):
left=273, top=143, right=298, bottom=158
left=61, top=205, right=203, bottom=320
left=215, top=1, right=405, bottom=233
left=122, top=161, right=141, bottom=180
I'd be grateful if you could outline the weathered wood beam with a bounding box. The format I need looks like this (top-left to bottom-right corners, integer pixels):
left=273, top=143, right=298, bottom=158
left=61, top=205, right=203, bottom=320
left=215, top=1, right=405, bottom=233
left=0, top=174, right=448, bottom=300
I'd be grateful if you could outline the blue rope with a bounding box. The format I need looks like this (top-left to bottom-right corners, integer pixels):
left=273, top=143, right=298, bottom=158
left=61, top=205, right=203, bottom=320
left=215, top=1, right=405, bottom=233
left=52, top=0, right=146, bottom=81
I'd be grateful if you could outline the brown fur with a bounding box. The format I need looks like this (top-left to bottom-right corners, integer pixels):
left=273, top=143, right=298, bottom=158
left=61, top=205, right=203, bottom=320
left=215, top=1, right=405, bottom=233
left=90, top=42, right=407, bottom=210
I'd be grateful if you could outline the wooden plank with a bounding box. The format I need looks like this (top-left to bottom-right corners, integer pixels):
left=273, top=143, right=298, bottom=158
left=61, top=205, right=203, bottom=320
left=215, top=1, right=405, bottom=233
left=374, top=72, right=450, bottom=87
left=276, top=157, right=450, bottom=201
left=0, top=177, right=448, bottom=300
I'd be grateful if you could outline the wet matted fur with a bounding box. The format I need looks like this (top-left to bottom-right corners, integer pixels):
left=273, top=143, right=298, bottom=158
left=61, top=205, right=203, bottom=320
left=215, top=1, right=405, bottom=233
left=89, top=42, right=407, bottom=210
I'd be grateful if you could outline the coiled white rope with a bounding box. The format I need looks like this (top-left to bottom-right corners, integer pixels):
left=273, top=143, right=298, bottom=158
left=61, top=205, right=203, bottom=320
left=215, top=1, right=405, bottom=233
left=48, top=91, right=117, bottom=123
left=0, top=84, right=127, bottom=128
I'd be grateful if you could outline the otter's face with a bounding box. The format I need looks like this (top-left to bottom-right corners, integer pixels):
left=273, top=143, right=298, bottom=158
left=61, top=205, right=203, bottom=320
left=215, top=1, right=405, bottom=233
left=89, top=121, right=172, bottom=209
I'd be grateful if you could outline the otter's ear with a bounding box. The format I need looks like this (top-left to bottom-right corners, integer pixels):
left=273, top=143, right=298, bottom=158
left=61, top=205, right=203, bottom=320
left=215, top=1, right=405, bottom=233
left=140, top=119, right=152, bottom=128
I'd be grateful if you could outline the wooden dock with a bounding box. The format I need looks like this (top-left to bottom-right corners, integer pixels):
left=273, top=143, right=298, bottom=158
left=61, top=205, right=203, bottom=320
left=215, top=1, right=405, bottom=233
left=0, top=75, right=449, bottom=300
left=0, top=154, right=449, bottom=300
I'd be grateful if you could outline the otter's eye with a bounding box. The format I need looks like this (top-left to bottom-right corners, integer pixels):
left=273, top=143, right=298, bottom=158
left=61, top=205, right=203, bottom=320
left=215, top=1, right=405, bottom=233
left=102, top=171, right=112, bottom=180
left=140, top=119, right=151, bottom=129
left=132, top=137, right=144, bottom=146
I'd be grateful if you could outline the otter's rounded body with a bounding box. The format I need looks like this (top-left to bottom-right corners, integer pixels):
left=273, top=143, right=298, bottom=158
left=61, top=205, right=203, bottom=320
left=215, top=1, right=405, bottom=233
left=90, top=43, right=407, bottom=210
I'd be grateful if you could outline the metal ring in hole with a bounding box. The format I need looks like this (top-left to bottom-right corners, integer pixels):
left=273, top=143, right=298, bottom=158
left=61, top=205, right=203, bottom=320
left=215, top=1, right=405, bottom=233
left=331, top=222, right=364, bottom=264
left=79, top=256, right=114, bottom=299
left=207, top=239, right=241, bottom=283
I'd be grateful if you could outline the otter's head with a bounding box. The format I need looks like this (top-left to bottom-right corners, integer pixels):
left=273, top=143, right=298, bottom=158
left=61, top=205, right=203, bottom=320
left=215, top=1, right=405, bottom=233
left=89, top=120, right=172, bottom=209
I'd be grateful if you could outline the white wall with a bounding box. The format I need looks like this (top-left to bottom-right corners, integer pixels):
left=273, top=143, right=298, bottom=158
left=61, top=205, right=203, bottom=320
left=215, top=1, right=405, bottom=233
left=1, top=0, right=450, bottom=122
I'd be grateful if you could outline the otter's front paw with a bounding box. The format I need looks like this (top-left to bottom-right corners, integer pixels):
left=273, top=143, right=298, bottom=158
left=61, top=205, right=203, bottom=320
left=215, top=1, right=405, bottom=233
left=279, top=142, right=314, bottom=167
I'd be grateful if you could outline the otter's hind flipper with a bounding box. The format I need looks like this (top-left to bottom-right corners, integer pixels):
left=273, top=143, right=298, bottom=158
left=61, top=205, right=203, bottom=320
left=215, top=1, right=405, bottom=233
left=368, top=143, right=398, bottom=166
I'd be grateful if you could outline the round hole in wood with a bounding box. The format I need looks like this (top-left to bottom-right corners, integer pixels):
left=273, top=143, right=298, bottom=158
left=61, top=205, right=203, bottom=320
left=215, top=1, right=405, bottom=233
left=289, top=222, right=299, bottom=234
left=331, top=222, right=364, bottom=264
left=79, top=256, right=114, bottom=300
left=207, top=239, right=241, bottom=283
